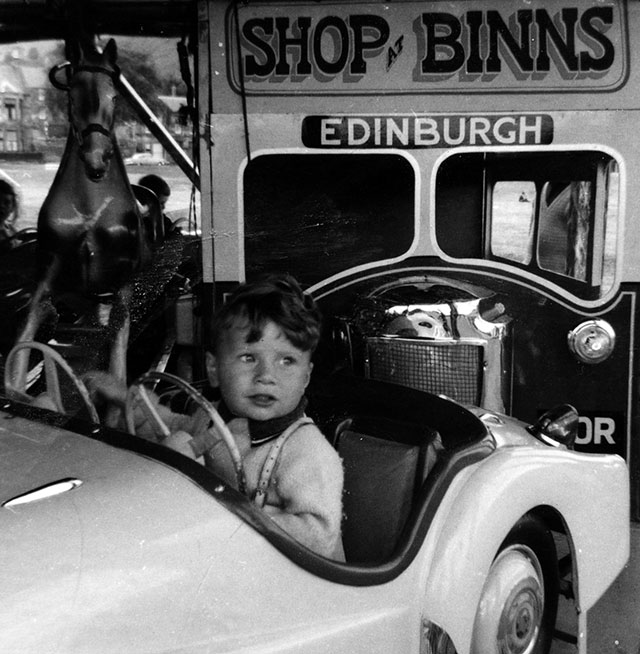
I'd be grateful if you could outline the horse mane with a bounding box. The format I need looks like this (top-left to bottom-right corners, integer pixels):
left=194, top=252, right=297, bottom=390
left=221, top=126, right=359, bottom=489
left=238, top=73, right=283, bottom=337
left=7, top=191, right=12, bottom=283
left=66, top=35, right=118, bottom=69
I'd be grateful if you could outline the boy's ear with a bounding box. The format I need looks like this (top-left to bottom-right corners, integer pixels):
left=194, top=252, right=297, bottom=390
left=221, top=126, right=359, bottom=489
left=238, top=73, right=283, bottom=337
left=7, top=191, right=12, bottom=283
left=304, top=361, right=313, bottom=389
left=205, top=351, right=220, bottom=387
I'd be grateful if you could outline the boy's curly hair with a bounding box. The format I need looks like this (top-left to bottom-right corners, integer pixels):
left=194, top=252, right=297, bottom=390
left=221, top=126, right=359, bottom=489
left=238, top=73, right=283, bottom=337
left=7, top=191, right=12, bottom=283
left=210, top=274, right=322, bottom=354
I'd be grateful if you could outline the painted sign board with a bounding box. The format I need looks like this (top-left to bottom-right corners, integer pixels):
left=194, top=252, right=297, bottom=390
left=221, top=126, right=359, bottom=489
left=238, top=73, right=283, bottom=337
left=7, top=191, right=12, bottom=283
left=227, top=0, right=627, bottom=95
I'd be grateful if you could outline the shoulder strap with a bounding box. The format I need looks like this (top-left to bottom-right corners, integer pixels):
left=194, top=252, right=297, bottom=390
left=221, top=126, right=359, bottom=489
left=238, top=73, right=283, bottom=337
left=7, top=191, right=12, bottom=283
left=253, top=417, right=313, bottom=508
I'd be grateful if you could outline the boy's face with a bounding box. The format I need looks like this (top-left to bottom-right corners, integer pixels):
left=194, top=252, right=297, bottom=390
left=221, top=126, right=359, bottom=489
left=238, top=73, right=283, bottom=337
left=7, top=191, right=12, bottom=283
left=206, top=319, right=313, bottom=422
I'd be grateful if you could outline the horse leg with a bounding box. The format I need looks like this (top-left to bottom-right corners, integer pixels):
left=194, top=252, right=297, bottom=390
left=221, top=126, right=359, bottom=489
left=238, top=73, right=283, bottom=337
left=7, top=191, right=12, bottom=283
left=104, top=286, right=131, bottom=428
left=109, top=306, right=130, bottom=383
left=12, top=258, right=60, bottom=393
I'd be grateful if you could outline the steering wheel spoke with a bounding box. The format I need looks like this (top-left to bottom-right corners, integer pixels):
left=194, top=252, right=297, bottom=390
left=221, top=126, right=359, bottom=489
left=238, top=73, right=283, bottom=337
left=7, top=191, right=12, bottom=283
left=42, top=353, right=63, bottom=412
left=126, top=371, right=247, bottom=495
left=125, top=383, right=172, bottom=440
left=4, top=341, right=99, bottom=422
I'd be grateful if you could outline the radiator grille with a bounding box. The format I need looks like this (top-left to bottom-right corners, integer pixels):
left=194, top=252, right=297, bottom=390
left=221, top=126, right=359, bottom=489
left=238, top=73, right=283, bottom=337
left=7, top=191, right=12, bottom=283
left=366, top=337, right=484, bottom=406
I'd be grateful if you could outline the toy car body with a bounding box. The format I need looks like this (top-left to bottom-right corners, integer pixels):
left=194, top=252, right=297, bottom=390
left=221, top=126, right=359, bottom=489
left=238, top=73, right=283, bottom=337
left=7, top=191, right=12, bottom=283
left=0, top=373, right=629, bottom=654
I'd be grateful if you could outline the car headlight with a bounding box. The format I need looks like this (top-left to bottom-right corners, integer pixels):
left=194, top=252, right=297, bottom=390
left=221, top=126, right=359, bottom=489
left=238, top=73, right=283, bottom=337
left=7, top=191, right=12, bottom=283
left=527, top=404, right=578, bottom=449
left=567, top=319, right=615, bottom=364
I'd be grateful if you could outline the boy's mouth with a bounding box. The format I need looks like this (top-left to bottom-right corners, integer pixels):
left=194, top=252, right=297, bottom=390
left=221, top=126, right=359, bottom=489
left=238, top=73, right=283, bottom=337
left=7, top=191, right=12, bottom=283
left=249, top=394, right=277, bottom=407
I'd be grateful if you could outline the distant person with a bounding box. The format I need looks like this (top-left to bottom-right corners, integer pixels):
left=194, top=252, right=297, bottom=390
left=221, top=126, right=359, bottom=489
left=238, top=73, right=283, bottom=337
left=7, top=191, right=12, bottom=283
left=137, top=173, right=180, bottom=236
left=0, top=179, right=19, bottom=250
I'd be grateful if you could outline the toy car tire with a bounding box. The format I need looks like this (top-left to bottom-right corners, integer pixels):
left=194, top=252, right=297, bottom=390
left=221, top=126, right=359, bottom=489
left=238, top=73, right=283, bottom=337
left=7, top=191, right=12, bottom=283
left=471, top=513, right=559, bottom=654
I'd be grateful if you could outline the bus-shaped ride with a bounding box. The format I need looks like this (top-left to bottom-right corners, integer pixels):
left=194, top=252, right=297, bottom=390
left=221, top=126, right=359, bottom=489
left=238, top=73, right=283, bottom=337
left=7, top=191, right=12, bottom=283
left=197, top=0, right=640, bottom=516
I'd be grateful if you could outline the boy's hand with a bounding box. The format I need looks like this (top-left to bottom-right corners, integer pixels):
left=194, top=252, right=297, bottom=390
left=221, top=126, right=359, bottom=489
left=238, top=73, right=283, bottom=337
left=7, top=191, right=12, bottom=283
left=82, top=371, right=128, bottom=408
left=164, top=430, right=204, bottom=464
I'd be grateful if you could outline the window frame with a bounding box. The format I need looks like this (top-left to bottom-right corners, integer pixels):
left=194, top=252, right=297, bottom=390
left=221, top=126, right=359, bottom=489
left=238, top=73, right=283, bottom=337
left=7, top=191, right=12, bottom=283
left=434, top=148, right=621, bottom=302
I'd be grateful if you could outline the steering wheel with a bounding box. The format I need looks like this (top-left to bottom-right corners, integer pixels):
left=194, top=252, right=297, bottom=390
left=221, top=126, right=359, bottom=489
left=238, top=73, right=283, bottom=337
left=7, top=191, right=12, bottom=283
left=125, top=371, right=247, bottom=494
left=10, top=228, right=38, bottom=245
left=4, top=341, right=99, bottom=422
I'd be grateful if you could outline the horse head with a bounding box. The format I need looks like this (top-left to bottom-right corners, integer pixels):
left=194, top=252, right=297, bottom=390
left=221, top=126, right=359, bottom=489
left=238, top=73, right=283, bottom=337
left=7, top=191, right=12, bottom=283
left=39, top=36, right=151, bottom=299
left=50, top=38, right=119, bottom=181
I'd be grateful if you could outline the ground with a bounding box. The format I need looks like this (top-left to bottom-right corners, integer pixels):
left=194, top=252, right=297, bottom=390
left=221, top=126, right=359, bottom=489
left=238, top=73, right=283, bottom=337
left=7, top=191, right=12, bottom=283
left=552, top=522, right=640, bottom=654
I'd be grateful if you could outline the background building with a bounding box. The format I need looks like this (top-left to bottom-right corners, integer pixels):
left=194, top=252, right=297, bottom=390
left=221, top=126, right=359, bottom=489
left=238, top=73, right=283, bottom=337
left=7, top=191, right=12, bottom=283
left=0, top=40, right=189, bottom=161
left=0, top=52, right=51, bottom=157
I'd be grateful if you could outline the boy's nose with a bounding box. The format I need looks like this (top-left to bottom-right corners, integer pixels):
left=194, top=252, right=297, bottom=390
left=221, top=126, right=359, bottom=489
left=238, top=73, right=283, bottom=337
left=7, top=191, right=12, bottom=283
left=254, top=360, right=276, bottom=383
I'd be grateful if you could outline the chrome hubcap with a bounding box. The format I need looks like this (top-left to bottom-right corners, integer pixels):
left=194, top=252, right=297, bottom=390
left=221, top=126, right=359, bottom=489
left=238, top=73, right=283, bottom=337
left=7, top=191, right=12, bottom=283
left=472, top=545, right=544, bottom=654
left=497, top=578, right=542, bottom=652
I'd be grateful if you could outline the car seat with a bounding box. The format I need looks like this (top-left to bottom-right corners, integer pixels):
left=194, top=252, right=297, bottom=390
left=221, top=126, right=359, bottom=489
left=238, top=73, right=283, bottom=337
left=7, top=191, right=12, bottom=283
left=335, top=414, right=443, bottom=564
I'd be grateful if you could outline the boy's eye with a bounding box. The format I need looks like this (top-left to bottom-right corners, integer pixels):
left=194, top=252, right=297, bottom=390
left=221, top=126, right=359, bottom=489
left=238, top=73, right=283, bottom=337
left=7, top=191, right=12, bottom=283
left=239, top=353, right=254, bottom=363
left=281, top=356, right=297, bottom=366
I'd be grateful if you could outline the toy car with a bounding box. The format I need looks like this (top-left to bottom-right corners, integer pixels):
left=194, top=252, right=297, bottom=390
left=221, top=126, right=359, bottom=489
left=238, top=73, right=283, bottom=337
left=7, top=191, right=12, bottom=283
left=0, top=352, right=629, bottom=654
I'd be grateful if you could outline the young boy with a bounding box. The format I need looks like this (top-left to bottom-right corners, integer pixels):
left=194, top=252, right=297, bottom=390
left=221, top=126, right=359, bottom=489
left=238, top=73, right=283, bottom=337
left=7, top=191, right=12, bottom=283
left=87, top=274, right=344, bottom=560
left=137, top=174, right=179, bottom=235
left=0, top=179, right=18, bottom=249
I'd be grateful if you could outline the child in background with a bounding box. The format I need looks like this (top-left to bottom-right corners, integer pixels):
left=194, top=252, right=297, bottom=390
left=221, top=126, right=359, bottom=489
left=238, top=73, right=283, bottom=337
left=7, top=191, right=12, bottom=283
left=0, top=179, right=18, bottom=249
left=137, top=173, right=180, bottom=236
left=86, top=274, right=344, bottom=560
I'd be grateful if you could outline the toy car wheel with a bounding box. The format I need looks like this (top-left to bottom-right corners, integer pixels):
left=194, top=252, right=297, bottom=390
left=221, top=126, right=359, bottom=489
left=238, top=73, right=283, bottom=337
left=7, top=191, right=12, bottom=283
left=471, top=514, right=559, bottom=654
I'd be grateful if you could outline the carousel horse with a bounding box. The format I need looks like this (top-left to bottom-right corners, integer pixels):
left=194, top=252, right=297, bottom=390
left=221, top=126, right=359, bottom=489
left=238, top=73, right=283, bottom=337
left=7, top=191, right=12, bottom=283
left=11, top=37, right=156, bottom=409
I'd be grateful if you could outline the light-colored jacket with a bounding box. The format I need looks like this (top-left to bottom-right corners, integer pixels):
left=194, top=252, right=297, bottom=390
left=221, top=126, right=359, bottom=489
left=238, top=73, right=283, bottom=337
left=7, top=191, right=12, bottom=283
left=133, top=403, right=345, bottom=561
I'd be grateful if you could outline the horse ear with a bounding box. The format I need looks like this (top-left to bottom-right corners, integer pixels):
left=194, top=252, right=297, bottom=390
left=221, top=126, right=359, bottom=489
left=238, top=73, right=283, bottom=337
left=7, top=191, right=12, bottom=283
left=104, top=38, right=118, bottom=65
left=65, top=39, right=81, bottom=65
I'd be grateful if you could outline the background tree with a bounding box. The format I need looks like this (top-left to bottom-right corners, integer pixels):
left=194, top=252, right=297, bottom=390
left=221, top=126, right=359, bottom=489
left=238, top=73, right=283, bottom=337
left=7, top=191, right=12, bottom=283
left=43, top=40, right=181, bottom=133
left=115, top=47, right=172, bottom=122
left=43, top=42, right=68, bottom=136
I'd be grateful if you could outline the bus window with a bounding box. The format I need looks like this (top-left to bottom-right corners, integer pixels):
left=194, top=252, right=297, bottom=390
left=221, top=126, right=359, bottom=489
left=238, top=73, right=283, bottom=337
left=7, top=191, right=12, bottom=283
left=244, top=154, right=415, bottom=286
left=490, top=181, right=536, bottom=265
left=537, top=161, right=620, bottom=293
left=602, top=161, right=620, bottom=294
left=436, top=150, right=620, bottom=300
left=538, top=181, right=591, bottom=281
